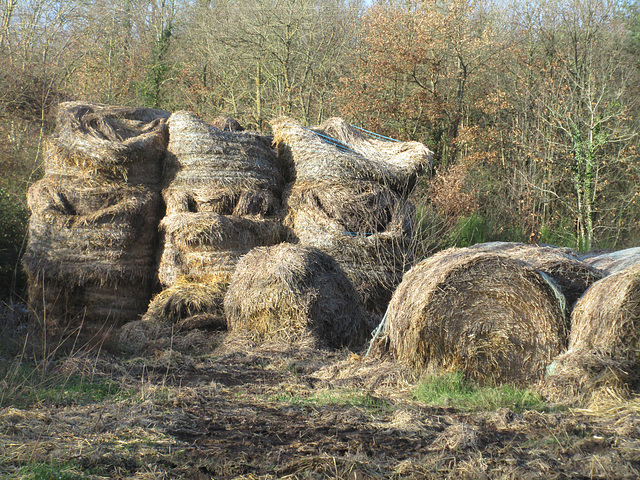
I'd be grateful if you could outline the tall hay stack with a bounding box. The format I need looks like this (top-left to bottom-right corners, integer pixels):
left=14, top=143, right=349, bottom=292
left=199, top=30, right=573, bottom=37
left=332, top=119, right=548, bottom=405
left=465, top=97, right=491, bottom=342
left=153, top=112, right=287, bottom=328
left=23, top=102, right=169, bottom=337
left=380, top=248, right=567, bottom=386
left=224, top=243, right=373, bottom=349
left=541, top=264, right=640, bottom=405
left=272, top=117, right=432, bottom=314
left=469, top=242, right=603, bottom=307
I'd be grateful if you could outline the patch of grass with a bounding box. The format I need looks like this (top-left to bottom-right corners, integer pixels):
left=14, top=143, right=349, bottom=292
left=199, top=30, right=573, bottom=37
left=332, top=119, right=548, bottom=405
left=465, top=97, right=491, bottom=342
left=0, top=361, right=132, bottom=408
left=412, top=372, right=547, bottom=413
left=14, top=460, right=104, bottom=480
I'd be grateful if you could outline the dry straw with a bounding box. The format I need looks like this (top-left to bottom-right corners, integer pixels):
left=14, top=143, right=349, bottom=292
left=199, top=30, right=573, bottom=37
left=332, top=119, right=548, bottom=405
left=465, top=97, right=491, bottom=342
left=164, top=111, right=285, bottom=216
left=541, top=264, right=640, bottom=405
left=272, top=116, right=431, bottom=193
left=381, top=248, right=567, bottom=386
left=46, top=101, right=169, bottom=185
left=157, top=213, right=286, bottom=287
left=581, top=247, right=640, bottom=276
left=272, top=116, right=431, bottom=314
left=469, top=242, right=603, bottom=306
left=224, top=243, right=374, bottom=349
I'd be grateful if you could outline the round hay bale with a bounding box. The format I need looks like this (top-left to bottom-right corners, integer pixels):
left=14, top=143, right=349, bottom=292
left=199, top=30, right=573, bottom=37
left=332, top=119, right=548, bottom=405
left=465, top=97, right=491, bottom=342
left=157, top=213, right=286, bottom=287
left=23, top=175, right=161, bottom=285
left=382, top=248, right=567, bottom=386
left=581, top=247, right=640, bottom=276
left=271, top=116, right=432, bottom=194
left=285, top=180, right=414, bottom=313
left=45, top=102, right=169, bottom=186
left=469, top=242, right=603, bottom=306
left=164, top=111, right=285, bottom=216
left=224, top=243, right=373, bottom=349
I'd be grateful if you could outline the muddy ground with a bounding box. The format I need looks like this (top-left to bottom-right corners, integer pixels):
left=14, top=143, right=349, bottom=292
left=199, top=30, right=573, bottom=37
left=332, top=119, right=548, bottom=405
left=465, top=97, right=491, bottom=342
left=1, top=327, right=640, bottom=479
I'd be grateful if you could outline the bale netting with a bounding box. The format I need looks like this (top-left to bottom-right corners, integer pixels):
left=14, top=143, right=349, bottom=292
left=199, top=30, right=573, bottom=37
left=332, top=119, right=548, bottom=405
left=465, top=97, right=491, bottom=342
left=157, top=212, right=286, bottom=287
left=118, top=279, right=226, bottom=354
left=163, top=111, right=285, bottom=217
left=285, top=180, right=415, bottom=314
left=271, top=117, right=432, bottom=194
left=23, top=175, right=161, bottom=285
left=469, top=242, right=603, bottom=306
left=541, top=264, right=640, bottom=405
left=45, top=102, right=169, bottom=186
left=224, top=243, right=374, bottom=349
left=380, top=248, right=567, bottom=386
left=581, top=247, right=640, bottom=276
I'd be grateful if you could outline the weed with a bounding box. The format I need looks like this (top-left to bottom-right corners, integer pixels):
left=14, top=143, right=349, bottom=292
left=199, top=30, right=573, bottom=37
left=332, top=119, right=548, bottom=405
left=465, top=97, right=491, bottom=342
left=412, top=372, right=547, bottom=413
left=13, top=460, right=104, bottom=480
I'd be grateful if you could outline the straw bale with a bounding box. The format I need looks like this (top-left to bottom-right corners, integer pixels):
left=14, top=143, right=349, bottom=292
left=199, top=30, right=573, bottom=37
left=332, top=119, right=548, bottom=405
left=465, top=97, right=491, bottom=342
left=23, top=175, right=161, bottom=286
left=581, top=247, right=640, bottom=276
left=164, top=111, right=284, bottom=216
left=271, top=117, right=432, bottom=194
left=45, top=102, right=169, bottom=185
left=285, top=180, right=414, bottom=313
left=211, top=115, right=244, bottom=131
left=469, top=241, right=603, bottom=306
left=224, top=243, right=374, bottom=349
left=157, top=212, right=286, bottom=287
left=382, top=248, right=567, bottom=386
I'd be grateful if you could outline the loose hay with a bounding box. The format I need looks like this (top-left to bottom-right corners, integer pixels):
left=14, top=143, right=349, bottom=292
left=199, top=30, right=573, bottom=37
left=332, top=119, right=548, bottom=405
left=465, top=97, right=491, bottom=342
left=271, top=117, right=432, bottom=193
left=381, top=248, right=567, bottom=386
left=46, top=101, right=169, bottom=185
left=224, top=243, right=373, bottom=349
left=541, top=264, right=640, bottom=405
left=164, top=111, right=285, bottom=216
left=581, top=247, right=640, bottom=276
left=469, top=242, right=603, bottom=306
left=157, top=213, right=286, bottom=287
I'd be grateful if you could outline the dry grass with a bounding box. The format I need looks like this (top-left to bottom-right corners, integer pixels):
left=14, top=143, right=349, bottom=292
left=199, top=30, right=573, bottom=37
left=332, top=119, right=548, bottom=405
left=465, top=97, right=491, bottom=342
left=380, top=248, right=567, bottom=386
left=224, top=243, right=374, bottom=349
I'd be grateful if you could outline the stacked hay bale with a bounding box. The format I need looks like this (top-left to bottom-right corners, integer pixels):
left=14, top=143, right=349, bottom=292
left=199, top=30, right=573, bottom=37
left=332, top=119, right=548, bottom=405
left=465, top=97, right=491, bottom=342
left=22, top=102, right=169, bottom=337
left=378, top=248, right=567, bottom=386
left=469, top=242, right=603, bottom=307
left=272, top=117, right=432, bottom=314
left=541, top=264, right=640, bottom=405
left=151, top=111, right=286, bottom=328
left=224, top=243, right=373, bottom=349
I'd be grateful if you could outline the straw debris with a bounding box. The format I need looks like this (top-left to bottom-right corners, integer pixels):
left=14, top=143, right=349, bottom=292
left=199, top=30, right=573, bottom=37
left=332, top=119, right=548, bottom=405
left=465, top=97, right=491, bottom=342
left=381, top=248, right=567, bottom=386
left=224, top=243, right=373, bottom=349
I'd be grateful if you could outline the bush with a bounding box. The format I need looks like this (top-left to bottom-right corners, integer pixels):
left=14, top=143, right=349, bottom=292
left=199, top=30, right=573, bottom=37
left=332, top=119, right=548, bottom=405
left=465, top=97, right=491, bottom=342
left=0, top=187, right=28, bottom=298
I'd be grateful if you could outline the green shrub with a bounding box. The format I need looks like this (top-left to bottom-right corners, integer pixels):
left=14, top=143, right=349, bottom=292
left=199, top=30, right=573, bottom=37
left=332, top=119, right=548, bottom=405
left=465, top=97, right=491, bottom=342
left=0, top=187, right=28, bottom=298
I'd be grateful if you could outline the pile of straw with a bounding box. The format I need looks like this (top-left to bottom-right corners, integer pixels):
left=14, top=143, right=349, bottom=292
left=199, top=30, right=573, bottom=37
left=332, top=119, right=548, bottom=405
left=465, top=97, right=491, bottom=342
left=158, top=213, right=285, bottom=287
left=469, top=242, right=603, bottom=306
left=224, top=243, right=373, bottom=348
left=272, top=117, right=431, bottom=314
left=45, top=101, right=169, bottom=186
left=118, top=278, right=226, bottom=353
left=163, top=111, right=284, bottom=217
left=380, top=248, right=567, bottom=386
left=23, top=103, right=169, bottom=338
left=541, top=264, right=640, bottom=405
left=581, top=247, right=640, bottom=276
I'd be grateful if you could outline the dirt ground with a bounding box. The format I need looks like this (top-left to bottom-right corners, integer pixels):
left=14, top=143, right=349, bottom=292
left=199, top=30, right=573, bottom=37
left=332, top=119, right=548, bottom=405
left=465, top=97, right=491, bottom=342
left=1, top=327, right=640, bottom=479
